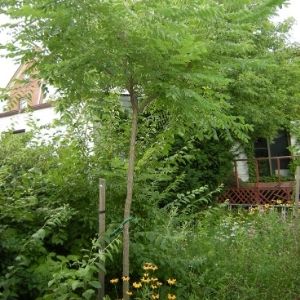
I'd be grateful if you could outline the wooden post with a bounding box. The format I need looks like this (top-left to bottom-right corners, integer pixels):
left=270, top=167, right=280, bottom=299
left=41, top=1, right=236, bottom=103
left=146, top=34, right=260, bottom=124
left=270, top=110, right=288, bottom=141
left=98, top=178, right=106, bottom=300
left=234, top=160, right=239, bottom=189
left=277, top=158, right=281, bottom=183
left=267, top=139, right=272, bottom=176
left=255, top=160, right=260, bottom=185
left=294, top=167, right=300, bottom=218
left=255, top=160, right=260, bottom=204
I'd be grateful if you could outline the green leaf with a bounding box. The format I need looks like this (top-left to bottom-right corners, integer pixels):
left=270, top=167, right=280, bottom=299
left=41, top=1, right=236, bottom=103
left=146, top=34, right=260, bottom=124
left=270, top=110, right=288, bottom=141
left=71, top=280, right=83, bottom=291
left=48, top=279, right=55, bottom=288
left=82, top=289, right=95, bottom=299
left=32, top=228, right=46, bottom=240
left=95, top=262, right=106, bottom=273
left=88, top=281, right=101, bottom=289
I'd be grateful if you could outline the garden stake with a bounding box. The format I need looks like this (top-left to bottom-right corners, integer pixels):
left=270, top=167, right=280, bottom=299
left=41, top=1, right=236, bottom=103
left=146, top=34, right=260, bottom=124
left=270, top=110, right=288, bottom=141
left=98, top=178, right=106, bottom=300
left=294, top=167, right=300, bottom=218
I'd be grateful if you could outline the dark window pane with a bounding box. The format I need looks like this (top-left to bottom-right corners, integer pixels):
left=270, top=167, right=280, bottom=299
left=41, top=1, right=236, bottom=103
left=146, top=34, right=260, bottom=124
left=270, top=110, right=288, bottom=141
left=254, top=138, right=268, bottom=158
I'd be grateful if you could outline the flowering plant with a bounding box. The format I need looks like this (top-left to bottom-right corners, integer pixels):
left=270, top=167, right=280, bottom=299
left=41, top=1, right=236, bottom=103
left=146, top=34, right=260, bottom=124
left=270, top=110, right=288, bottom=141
left=108, top=262, right=177, bottom=299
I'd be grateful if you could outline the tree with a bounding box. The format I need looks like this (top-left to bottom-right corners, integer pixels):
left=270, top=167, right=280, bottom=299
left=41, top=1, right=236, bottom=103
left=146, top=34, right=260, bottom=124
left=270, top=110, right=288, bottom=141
left=0, top=0, right=288, bottom=298
left=223, top=19, right=300, bottom=139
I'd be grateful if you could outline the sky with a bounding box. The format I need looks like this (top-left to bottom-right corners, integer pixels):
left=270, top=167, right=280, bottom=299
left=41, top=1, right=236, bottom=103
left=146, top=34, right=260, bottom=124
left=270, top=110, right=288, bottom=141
left=0, top=0, right=300, bottom=88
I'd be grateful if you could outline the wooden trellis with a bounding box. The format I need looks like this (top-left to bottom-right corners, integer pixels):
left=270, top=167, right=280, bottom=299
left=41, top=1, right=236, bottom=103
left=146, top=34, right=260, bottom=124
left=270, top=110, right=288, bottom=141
left=219, top=184, right=293, bottom=205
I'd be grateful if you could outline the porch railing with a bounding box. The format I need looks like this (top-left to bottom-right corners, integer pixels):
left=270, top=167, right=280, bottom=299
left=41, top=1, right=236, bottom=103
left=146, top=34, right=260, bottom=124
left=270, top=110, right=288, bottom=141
left=233, top=155, right=299, bottom=188
left=219, top=155, right=300, bottom=205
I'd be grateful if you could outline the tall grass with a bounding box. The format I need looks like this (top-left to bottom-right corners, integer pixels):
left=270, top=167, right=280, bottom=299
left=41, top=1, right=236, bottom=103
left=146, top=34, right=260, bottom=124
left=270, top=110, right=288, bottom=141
left=131, top=207, right=300, bottom=299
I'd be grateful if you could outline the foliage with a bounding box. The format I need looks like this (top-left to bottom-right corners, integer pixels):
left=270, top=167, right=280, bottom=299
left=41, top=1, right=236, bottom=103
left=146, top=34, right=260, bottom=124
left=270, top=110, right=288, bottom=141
left=4, top=0, right=295, bottom=150
left=43, top=237, right=121, bottom=300
left=158, top=135, right=233, bottom=203
left=0, top=127, right=122, bottom=299
left=131, top=205, right=300, bottom=300
left=0, top=204, right=75, bottom=300
left=1, top=87, right=300, bottom=300
left=226, top=20, right=300, bottom=139
left=165, top=185, right=223, bottom=216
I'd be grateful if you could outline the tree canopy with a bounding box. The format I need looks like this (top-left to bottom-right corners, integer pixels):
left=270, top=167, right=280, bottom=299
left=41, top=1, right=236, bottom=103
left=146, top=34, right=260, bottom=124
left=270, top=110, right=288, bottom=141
left=1, top=0, right=298, bottom=139
left=1, top=0, right=290, bottom=135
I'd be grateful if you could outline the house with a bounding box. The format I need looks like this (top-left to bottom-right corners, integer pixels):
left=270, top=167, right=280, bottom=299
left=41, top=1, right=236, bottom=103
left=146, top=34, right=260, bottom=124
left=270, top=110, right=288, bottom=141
left=0, top=64, right=59, bottom=133
left=220, top=131, right=299, bottom=206
left=0, top=64, right=131, bottom=135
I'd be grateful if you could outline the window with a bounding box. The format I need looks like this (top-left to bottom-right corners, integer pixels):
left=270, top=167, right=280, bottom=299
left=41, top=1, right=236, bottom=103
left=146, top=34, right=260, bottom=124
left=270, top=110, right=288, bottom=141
left=0, top=100, right=8, bottom=113
left=13, top=129, right=25, bottom=134
left=254, top=131, right=291, bottom=177
left=254, top=138, right=268, bottom=158
left=41, top=85, right=59, bottom=103
left=19, top=98, right=28, bottom=110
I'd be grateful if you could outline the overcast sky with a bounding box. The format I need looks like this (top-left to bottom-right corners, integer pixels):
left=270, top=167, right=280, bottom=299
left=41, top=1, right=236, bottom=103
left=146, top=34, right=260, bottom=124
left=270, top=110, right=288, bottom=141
left=0, top=0, right=300, bottom=88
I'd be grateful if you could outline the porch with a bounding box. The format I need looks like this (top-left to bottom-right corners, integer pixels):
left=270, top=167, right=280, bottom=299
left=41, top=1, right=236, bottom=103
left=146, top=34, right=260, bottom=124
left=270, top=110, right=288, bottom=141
left=219, top=156, right=298, bottom=205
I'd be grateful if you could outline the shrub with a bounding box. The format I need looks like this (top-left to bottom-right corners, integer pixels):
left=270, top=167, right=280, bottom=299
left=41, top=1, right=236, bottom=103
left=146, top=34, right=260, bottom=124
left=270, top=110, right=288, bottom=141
left=130, top=206, right=300, bottom=300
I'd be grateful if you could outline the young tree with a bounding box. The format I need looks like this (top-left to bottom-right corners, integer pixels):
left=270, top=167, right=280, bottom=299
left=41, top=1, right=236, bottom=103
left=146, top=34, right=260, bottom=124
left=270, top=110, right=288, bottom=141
left=0, top=0, right=288, bottom=298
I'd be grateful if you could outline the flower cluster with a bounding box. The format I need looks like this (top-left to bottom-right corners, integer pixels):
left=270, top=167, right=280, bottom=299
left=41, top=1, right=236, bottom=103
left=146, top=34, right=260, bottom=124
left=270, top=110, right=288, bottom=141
left=143, top=262, right=158, bottom=271
left=109, top=262, right=177, bottom=299
left=248, top=200, right=293, bottom=215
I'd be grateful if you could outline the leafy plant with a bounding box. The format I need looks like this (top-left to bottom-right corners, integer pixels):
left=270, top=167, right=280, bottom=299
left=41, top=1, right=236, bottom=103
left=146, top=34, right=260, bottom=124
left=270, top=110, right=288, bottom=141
left=107, top=262, right=177, bottom=300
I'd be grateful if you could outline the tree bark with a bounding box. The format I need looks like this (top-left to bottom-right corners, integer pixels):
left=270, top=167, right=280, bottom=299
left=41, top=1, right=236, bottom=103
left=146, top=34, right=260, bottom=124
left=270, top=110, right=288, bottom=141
left=122, top=90, right=138, bottom=300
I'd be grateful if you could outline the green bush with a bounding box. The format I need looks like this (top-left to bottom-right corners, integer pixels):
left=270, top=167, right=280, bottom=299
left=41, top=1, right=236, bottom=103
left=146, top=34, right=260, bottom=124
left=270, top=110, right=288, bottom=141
left=129, top=206, right=300, bottom=300
left=0, top=129, right=112, bottom=299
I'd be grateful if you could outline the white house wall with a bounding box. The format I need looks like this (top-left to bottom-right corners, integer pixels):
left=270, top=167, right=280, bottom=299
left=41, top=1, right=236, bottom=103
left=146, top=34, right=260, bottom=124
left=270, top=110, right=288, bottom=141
left=0, top=107, right=59, bottom=133
left=231, top=144, right=249, bottom=182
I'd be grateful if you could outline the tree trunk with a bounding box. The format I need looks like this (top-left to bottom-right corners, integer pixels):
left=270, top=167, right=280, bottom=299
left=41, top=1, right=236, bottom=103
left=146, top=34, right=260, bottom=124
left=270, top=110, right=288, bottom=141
left=122, top=92, right=138, bottom=300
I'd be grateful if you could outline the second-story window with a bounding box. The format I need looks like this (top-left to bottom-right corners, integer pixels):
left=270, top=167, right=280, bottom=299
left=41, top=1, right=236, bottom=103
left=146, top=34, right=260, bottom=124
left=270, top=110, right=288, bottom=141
left=19, top=98, right=28, bottom=110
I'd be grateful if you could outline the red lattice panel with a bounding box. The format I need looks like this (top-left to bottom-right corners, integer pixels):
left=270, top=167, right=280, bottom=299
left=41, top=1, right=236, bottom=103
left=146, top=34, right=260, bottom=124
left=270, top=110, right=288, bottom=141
left=220, top=186, right=293, bottom=205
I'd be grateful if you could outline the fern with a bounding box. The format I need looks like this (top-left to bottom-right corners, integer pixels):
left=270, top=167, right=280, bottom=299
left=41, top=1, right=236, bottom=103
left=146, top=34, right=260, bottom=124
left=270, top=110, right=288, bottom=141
left=166, top=185, right=223, bottom=215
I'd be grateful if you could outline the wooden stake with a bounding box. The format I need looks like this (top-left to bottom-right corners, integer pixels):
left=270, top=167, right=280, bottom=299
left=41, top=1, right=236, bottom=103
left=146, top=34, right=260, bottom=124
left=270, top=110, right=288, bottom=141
left=294, top=167, right=300, bottom=218
left=98, top=178, right=106, bottom=300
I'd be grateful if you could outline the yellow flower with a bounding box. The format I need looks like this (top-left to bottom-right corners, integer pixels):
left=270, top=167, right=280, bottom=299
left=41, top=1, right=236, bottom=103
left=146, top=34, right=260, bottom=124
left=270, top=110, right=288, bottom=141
left=143, top=273, right=149, bottom=277
left=141, top=277, right=151, bottom=283
left=110, top=278, right=119, bottom=284
left=151, top=284, right=158, bottom=289
left=157, top=281, right=162, bottom=286
left=143, top=263, right=152, bottom=270
left=151, top=293, right=159, bottom=299
left=276, top=199, right=282, bottom=204
left=122, top=276, right=130, bottom=282
left=143, top=262, right=158, bottom=271
left=167, top=293, right=176, bottom=300
left=126, top=290, right=133, bottom=296
left=133, top=282, right=142, bottom=289
left=167, top=278, right=176, bottom=285
left=248, top=207, right=257, bottom=215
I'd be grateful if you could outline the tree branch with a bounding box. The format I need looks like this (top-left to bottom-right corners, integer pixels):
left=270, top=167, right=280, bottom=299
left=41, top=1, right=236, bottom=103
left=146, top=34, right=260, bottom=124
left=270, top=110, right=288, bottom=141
left=138, top=96, right=155, bottom=113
